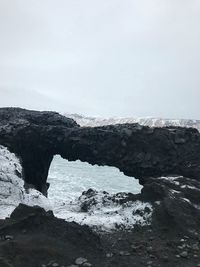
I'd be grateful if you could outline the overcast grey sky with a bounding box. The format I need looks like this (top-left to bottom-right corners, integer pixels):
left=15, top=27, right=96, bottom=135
left=0, top=0, right=200, bottom=119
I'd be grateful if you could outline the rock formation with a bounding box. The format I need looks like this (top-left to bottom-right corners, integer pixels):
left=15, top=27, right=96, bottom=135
left=0, top=107, right=199, bottom=194
left=0, top=145, right=51, bottom=218
left=0, top=107, right=200, bottom=266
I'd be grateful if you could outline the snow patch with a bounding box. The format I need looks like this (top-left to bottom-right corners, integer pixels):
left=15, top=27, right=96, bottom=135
left=181, top=198, right=191, bottom=203
left=181, top=185, right=199, bottom=190
left=159, top=176, right=180, bottom=185
left=170, top=189, right=181, bottom=194
left=52, top=190, right=153, bottom=231
left=64, top=113, right=200, bottom=132
left=0, top=145, right=51, bottom=219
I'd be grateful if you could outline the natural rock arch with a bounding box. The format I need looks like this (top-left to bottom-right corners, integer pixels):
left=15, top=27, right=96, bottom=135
left=0, top=107, right=199, bottom=195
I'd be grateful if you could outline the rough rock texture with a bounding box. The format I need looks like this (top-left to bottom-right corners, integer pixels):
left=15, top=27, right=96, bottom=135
left=0, top=107, right=200, bottom=194
left=0, top=204, right=104, bottom=267
left=0, top=108, right=78, bottom=194
left=0, top=107, right=200, bottom=266
left=0, top=145, right=51, bottom=219
left=143, top=176, right=200, bottom=236
left=0, top=204, right=199, bottom=267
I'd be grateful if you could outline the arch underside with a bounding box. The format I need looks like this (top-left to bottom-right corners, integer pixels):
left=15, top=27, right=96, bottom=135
left=0, top=108, right=199, bottom=195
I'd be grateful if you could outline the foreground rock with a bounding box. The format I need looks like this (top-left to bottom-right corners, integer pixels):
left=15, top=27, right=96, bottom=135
left=0, top=204, right=199, bottom=267
left=0, top=204, right=103, bottom=267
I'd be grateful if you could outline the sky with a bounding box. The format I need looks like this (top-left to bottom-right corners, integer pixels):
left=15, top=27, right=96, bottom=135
left=0, top=0, right=200, bottom=119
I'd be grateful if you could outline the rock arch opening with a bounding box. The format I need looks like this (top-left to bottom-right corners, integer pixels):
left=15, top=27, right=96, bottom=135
left=47, top=155, right=144, bottom=229
left=48, top=155, right=142, bottom=199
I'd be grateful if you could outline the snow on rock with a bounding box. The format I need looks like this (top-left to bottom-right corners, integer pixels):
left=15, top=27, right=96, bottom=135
left=52, top=189, right=153, bottom=231
left=158, top=176, right=180, bottom=186
left=64, top=113, right=200, bottom=132
left=0, top=145, right=51, bottom=219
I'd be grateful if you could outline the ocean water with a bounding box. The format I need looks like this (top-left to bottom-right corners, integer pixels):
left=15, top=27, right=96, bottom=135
left=48, top=155, right=142, bottom=201
left=47, top=156, right=150, bottom=230
left=48, top=155, right=142, bottom=194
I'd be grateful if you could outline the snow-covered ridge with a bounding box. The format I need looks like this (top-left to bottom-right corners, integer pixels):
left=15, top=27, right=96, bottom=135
left=0, top=145, right=51, bottom=219
left=64, top=113, right=200, bottom=131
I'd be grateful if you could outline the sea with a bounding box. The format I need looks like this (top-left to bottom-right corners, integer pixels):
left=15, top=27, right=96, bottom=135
left=47, top=155, right=146, bottom=230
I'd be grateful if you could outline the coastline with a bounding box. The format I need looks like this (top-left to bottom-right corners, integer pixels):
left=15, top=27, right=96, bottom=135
left=0, top=108, right=199, bottom=267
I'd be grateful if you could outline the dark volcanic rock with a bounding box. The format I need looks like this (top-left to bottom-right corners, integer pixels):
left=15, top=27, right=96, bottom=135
left=145, top=176, right=200, bottom=236
left=0, top=204, right=103, bottom=267
left=0, top=107, right=200, bottom=195
left=0, top=108, right=79, bottom=194
left=0, top=108, right=200, bottom=267
left=0, top=204, right=199, bottom=267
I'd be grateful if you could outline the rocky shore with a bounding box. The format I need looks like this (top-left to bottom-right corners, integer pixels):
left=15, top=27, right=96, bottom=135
left=0, top=107, right=199, bottom=266
left=0, top=203, right=199, bottom=267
